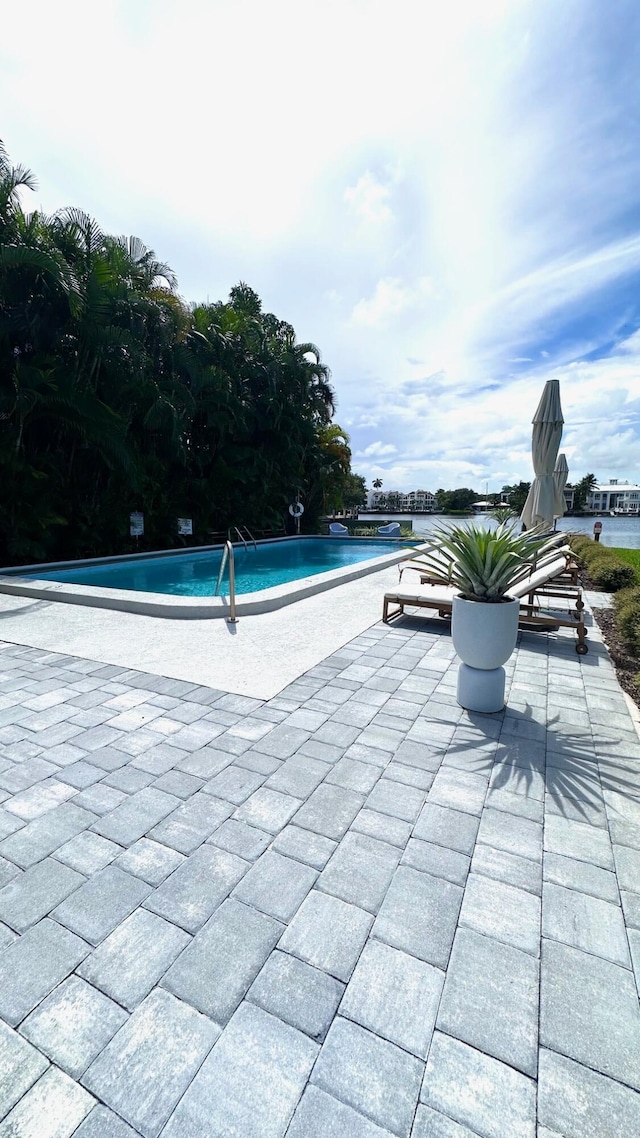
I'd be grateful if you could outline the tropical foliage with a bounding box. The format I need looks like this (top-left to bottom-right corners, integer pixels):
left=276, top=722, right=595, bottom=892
left=435, top=487, right=478, bottom=512
left=500, top=481, right=531, bottom=513
left=490, top=505, right=519, bottom=524
left=572, top=473, right=598, bottom=511
left=0, top=142, right=362, bottom=564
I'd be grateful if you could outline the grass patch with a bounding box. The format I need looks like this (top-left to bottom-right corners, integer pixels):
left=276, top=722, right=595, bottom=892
left=610, top=547, right=640, bottom=574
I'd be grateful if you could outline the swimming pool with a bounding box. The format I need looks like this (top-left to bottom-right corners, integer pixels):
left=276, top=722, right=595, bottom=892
left=13, top=538, right=411, bottom=596
left=0, top=537, right=419, bottom=618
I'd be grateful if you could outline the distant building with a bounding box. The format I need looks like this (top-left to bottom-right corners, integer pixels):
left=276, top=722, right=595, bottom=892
left=563, top=484, right=575, bottom=511
left=405, top=489, right=437, bottom=512
left=365, top=488, right=436, bottom=511
left=587, top=479, right=640, bottom=514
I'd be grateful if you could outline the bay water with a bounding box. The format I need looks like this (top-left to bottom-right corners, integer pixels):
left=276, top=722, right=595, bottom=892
left=357, top=513, right=640, bottom=550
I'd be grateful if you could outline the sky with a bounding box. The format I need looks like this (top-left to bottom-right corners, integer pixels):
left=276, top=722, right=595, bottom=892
left=2, top=0, right=640, bottom=492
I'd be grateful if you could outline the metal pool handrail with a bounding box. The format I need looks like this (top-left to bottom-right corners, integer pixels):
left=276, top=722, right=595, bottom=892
left=215, top=540, right=238, bottom=624
left=232, top=525, right=257, bottom=550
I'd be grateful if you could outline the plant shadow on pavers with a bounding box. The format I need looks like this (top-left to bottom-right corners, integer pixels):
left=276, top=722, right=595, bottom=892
left=491, top=710, right=637, bottom=829
left=390, top=613, right=638, bottom=829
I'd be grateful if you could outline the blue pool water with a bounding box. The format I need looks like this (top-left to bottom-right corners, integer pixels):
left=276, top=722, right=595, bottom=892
left=18, top=538, right=410, bottom=597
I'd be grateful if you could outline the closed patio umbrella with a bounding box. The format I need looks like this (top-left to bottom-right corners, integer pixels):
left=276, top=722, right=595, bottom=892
left=520, top=379, right=564, bottom=530
left=553, top=452, right=569, bottom=519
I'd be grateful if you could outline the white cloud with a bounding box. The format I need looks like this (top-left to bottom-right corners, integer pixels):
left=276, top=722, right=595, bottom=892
left=354, top=413, right=383, bottom=429
left=358, top=441, right=398, bottom=458
left=350, top=276, right=437, bottom=326
left=1, top=0, right=639, bottom=491
left=350, top=279, right=414, bottom=326
left=344, top=172, right=394, bottom=224
left=348, top=336, right=640, bottom=490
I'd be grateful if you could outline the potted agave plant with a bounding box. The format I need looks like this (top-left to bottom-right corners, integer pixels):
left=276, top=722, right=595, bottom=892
left=415, top=521, right=548, bottom=712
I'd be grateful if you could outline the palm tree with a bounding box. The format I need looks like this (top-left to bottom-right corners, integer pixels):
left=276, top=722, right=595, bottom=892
left=0, top=141, right=356, bottom=559
left=372, top=478, right=383, bottom=490
left=574, top=473, right=598, bottom=512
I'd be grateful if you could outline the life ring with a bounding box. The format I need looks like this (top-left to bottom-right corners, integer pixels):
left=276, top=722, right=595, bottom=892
left=289, top=502, right=305, bottom=517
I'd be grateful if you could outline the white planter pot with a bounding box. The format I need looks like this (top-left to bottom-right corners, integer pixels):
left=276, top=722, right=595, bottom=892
left=451, top=595, right=519, bottom=671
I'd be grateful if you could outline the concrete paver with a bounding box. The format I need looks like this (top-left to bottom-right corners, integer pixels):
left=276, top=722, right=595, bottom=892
left=0, top=1020, right=48, bottom=1119
left=0, top=1067, right=94, bottom=1138
left=340, top=940, right=444, bottom=1058
left=142, top=843, right=247, bottom=932
left=162, top=1002, right=318, bottom=1138
left=162, top=898, right=281, bottom=1022
left=311, top=1017, right=423, bottom=1138
left=0, top=602, right=639, bottom=1136
left=437, top=927, right=539, bottom=1075
left=19, top=975, right=127, bottom=1078
left=421, top=1032, right=536, bottom=1138
left=372, top=865, right=463, bottom=968
left=247, top=950, right=344, bottom=1041
left=82, top=988, right=218, bottom=1137
left=78, top=909, right=190, bottom=1010
left=540, top=938, right=640, bottom=1091
left=231, top=850, right=317, bottom=922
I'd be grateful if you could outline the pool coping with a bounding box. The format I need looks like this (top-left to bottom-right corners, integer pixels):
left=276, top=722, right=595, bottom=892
left=0, top=536, right=426, bottom=619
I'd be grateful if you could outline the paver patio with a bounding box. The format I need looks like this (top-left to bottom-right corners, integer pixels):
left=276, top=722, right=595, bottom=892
left=1, top=602, right=640, bottom=1137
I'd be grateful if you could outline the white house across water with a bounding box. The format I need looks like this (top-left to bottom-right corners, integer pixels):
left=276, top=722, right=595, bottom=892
left=587, top=479, right=640, bottom=514
left=366, top=489, right=437, bottom=511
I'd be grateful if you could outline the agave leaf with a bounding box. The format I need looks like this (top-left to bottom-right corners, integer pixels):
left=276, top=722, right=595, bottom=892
left=410, top=522, right=552, bottom=602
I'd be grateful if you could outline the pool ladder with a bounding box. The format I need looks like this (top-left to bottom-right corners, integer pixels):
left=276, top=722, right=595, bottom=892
left=215, top=540, right=238, bottom=624
left=229, top=526, right=256, bottom=550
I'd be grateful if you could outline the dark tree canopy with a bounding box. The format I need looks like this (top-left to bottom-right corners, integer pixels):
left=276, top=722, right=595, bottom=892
left=0, top=143, right=363, bottom=564
left=500, top=482, right=531, bottom=514
left=436, top=487, right=478, bottom=512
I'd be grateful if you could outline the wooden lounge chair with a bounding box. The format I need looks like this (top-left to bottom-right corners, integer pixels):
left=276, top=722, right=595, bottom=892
left=383, top=555, right=588, bottom=653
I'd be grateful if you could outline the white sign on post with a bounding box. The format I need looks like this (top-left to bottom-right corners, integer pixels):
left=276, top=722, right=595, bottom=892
left=177, top=518, right=193, bottom=536
left=129, top=512, right=144, bottom=537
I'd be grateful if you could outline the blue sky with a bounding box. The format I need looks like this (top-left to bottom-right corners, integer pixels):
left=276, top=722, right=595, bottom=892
left=2, top=0, right=639, bottom=491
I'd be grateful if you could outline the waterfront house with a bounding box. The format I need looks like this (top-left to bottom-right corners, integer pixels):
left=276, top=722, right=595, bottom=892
left=366, top=488, right=436, bottom=511
left=587, top=479, right=640, bottom=514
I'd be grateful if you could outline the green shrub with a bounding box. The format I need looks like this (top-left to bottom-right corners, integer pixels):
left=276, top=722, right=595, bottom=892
left=580, top=543, right=611, bottom=567
left=587, top=555, right=637, bottom=592
left=614, top=585, right=640, bottom=610
left=617, top=613, right=640, bottom=655
left=568, top=535, right=599, bottom=566
left=568, top=534, right=591, bottom=553
left=614, top=586, right=640, bottom=653
left=568, top=535, right=639, bottom=591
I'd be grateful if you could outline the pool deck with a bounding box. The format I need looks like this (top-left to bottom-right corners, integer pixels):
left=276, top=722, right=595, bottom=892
left=0, top=593, right=640, bottom=1136
left=0, top=564, right=406, bottom=698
